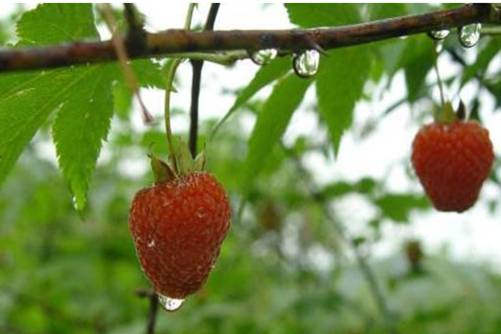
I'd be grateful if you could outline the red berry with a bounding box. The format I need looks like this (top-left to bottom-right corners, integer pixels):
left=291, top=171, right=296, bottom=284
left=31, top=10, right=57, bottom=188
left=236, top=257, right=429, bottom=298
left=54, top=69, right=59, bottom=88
left=129, top=172, right=231, bottom=299
left=411, top=121, right=494, bottom=212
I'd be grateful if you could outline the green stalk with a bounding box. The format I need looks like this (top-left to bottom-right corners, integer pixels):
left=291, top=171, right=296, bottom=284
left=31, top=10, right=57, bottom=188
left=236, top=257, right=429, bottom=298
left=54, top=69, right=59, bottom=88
left=432, top=41, right=446, bottom=107
left=163, top=3, right=197, bottom=172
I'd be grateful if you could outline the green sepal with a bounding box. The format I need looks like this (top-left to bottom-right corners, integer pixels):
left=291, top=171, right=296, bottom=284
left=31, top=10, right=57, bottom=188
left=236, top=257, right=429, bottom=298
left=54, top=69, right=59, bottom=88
left=436, top=101, right=457, bottom=123
left=149, top=154, right=176, bottom=183
left=194, top=151, right=206, bottom=171
left=171, top=137, right=194, bottom=176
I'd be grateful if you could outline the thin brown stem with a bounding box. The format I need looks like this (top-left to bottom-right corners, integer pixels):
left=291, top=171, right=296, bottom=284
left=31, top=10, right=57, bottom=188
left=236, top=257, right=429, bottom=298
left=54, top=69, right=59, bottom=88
left=189, top=4, right=220, bottom=158
left=0, top=4, right=498, bottom=73
left=146, top=293, right=159, bottom=334
left=135, top=289, right=159, bottom=334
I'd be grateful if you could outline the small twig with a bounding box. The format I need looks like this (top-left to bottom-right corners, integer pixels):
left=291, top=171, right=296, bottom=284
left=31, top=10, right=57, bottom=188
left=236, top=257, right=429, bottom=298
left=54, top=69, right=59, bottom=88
left=189, top=4, right=221, bottom=158
left=135, top=289, right=159, bottom=334
left=98, top=4, right=153, bottom=123
left=146, top=293, right=159, bottom=334
left=282, top=143, right=398, bottom=334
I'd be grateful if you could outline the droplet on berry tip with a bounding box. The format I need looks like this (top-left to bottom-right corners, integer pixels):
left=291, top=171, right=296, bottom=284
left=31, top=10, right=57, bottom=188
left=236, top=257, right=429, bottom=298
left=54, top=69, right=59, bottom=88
left=157, top=294, right=184, bottom=311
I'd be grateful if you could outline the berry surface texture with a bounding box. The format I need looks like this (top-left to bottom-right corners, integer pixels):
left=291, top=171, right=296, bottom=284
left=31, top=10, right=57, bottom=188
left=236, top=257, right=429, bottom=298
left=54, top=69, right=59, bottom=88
left=129, top=172, right=231, bottom=299
left=411, top=121, right=494, bottom=213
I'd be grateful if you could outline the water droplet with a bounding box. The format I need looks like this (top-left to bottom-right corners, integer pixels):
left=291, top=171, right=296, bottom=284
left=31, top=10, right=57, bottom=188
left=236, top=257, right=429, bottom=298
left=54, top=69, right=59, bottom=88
left=72, top=196, right=82, bottom=211
left=428, top=29, right=450, bottom=40
left=435, top=41, right=444, bottom=53
left=458, top=23, right=481, bottom=48
left=157, top=294, right=184, bottom=311
left=292, top=50, right=320, bottom=78
left=147, top=240, right=155, bottom=248
left=250, top=48, right=277, bottom=66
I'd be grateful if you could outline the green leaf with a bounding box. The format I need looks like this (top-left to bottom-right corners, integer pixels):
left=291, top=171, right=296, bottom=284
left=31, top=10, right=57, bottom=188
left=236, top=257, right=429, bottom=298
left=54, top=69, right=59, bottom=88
left=316, top=46, right=372, bottom=155
left=112, top=82, right=133, bottom=120
left=131, top=59, right=165, bottom=89
left=112, top=59, right=164, bottom=120
left=0, top=70, right=75, bottom=185
left=377, top=39, right=408, bottom=80
left=320, top=177, right=377, bottom=198
left=286, top=3, right=369, bottom=157
left=16, top=4, right=98, bottom=44
left=52, top=65, right=115, bottom=211
left=375, top=193, right=429, bottom=222
left=400, top=36, right=434, bottom=103
left=461, top=39, right=501, bottom=86
left=242, top=74, right=311, bottom=191
left=286, top=4, right=360, bottom=27
left=367, top=3, right=407, bottom=20
left=227, top=57, right=290, bottom=116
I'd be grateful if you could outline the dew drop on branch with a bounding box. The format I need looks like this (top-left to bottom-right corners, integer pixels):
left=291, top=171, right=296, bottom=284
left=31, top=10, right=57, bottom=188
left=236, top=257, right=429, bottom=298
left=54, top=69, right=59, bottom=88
left=157, top=293, right=184, bottom=311
left=292, top=50, right=320, bottom=78
left=458, top=23, right=481, bottom=48
left=428, top=29, right=450, bottom=40
left=250, top=49, right=277, bottom=65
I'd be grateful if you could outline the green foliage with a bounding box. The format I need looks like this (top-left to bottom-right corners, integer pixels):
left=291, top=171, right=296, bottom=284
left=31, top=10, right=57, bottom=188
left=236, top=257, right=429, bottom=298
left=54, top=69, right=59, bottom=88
left=401, top=35, right=435, bottom=103
left=0, top=70, right=75, bottom=185
left=367, top=3, right=408, bottom=20
left=16, top=3, right=97, bottom=44
left=0, top=4, right=164, bottom=210
left=52, top=65, right=115, bottom=211
left=316, top=47, right=372, bottom=155
left=242, top=74, right=311, bottom=191
left=286, top=4, right=372, bottom=155
left=286, top=4, right=360, bottom=27
left=223, top=57, right=291, bottom=124
left=375, top=193, right=429, bottom=222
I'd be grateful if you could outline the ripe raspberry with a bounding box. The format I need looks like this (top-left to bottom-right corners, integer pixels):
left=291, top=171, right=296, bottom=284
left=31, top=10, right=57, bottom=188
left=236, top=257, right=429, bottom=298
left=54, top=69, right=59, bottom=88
left=129, top=172, right=231, bottom=299
left=411, top=121, right=494, bottom=212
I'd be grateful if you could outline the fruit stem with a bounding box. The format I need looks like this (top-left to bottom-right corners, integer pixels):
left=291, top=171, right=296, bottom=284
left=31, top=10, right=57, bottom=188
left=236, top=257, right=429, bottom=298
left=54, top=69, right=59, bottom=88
left=164, top=59, right=181, bottom=172
left=163, top=3, right=197, bottom=172
left=432, top=42, right=446, bottom=107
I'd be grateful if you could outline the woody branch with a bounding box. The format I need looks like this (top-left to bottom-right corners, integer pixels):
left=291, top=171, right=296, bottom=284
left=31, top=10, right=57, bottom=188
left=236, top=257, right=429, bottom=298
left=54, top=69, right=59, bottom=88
left=0, top=4, right=499, bottom=73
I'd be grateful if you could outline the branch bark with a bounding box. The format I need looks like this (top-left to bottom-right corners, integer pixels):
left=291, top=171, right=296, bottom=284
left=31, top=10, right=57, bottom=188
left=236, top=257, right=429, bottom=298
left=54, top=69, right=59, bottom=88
left=0, top=4, right=498, bottom=73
